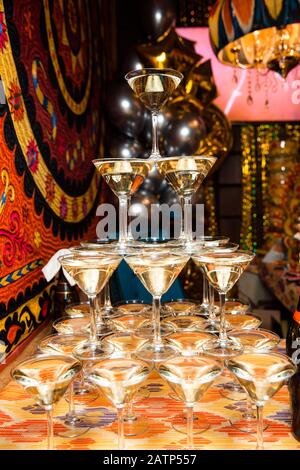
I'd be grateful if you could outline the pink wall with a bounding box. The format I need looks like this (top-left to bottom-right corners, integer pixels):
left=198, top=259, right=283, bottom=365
left=177, top=27, right=300, bottom=122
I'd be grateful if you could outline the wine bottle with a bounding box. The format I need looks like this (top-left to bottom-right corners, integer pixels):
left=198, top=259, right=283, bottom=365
left=52, top=269, right=79, bottom=320
left=286, top=298, right=300, bottom=441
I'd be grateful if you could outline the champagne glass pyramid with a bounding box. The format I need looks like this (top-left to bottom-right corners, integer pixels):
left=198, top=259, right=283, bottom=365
left=93, top=158, right=152, bottom=249
left=11, top=354, right=81, bottom=450
left=125, top=68, right=183, bottom=160
left=193, top=250, right=255, bottom=357
left=125, top=245, right=189, bottom=362
left=157, top=156, right=217, bottom=243
left=227, top=352, right=296, bottom=449
left=59, top=251, right=121, bottom=360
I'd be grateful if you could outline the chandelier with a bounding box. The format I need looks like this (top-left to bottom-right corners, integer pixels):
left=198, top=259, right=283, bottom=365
left=209, top=0, right=300, bottom=79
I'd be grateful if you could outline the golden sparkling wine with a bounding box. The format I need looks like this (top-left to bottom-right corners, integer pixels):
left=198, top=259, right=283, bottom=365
left=53, top=317, right=90, bottom=335
left=227, top=353, right=296, bottom=405
left=12, top=355, right=81, bottom=406
left=38, top=334, right=88, bottom=356
left=164, top=315, right=211, bottom=332
left=228, top=329, right=280, bottom=352
left=87, top=358, right=151, bottom=407
left=166, top=332, right=215, bottom=356
left=157, top=157, right=216, bottom=196
left=197, top=252, right=253, bottom=293
left=62, top=258, right=120, bottom=297
left=128, top=73, right=181, bottom=111
left=93, top=160, right=151, bottom=197
left=112, top=315, right=149, bottom=333
left=126, top=254, right=188, bottom=297
left=158, top=356, right=222, bottom=405
left=163, top=301, right=196, bottom=316
left=104, top=333, right=149, bottom=357
left=226, top=314, right=262, bottom=330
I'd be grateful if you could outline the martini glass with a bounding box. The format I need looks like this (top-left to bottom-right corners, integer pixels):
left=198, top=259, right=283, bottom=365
left=226, top=329, right=280, bottom=432
left=103, top=332, right=150, bottom=437
left=125, top=68, right=183, bottom=160
left=156, top=156, right=217, bottom=243
left=188, top=235, right=232, bottom=323
left=80, top=239, right=120, bottom=318
left=87, top=358, right=152, bottom=449
left=189, top=242, right=239, bottom=335
left=11, top=354, right=81, bottom=450
left=227, top=352, right=296, bottom=449
left=124, top=245, right=190, bottom=362
left=59, top=251, right=121, bottom=360
left=93, top=158, right=152, bottom=249
left=37, top=334, right=93, bottom=437
left=158, top=356, right=222, bottom=448
left=193, top=251, right=255, bottom=358
left=161, top=299, right=198, bottom=317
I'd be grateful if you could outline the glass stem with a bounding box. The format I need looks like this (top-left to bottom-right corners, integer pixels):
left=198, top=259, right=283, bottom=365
left=180, top=197, right=185, bottom=239
left=256, top=405, right=264, bottom=450
left=119, top=195, right=129, bottom=247
left=153, top=296, right=162, bottom=350
left=46, top=405, right=54, bottom=450
left=208, top=283, right=216, bottom=322
left=104, top=283, right=112, bottom=310
left=244, top=396, right=255, bottom=420
left=124, top=401, right=136, bottom=422
left=68, top=381, right=75, bottom=417
left=186, top=405, right=194, bottom=449
left=151, top=111, right=159, bottom=158
left=117, top=406, right=125, bottom=449
left=89, top=295, right=98, bottom=344
left=219, top=292, right=228, bottom=343
left=184, top=195, right=193, bottom=243
left=202, top=272, right=209, bottom=308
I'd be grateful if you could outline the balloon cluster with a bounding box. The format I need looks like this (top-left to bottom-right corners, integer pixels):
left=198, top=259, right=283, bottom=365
left=105, top=0, right=232, bottom=208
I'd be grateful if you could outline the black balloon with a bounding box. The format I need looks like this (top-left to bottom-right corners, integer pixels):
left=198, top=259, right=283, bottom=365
left=159, top=185, right=180, bottom=206
left=138, top=166, right=168, bottom=195
left=118, top=50, right=144, bottom=77
left=106, top=82, right=145, bottom=138
left=140, top=109, right=172, bottom=150
left=137, top=0, right=176, bottom=42
left=109, top=133, right=143, bottom=159
left=163, top=109, right=206, bottom=156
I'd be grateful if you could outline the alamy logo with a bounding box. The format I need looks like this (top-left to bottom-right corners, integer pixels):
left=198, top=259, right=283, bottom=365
left=291, top=338, right=300, bottom=365
left=96, top=203, right=204, bottom=240
left=291, top=80, right=300, bottom=105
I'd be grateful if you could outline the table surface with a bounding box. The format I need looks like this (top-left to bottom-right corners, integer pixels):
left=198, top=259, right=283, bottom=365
left=0, top=352, right=300, bottom=450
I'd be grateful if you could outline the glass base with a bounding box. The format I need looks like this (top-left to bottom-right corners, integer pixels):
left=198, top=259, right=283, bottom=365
left=136, top=342, right=177, bottom=363
left=56, top=414, right=91, bottom=438
left=230, top=416, right=268, bottom=434
left=135, top=322, right=174, bottom=339
left=123, top=415, right=149, bottom=437
left=73, top=340, right=113, bottom=361
left=172, top=413, right=210, bottom=435
left=202, top=338, right=243, bottom=358
left=72, top=381, right=99, bottom=404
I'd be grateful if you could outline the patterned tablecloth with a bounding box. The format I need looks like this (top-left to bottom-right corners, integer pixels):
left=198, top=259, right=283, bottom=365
left=0, top=365, right=299, bottom=450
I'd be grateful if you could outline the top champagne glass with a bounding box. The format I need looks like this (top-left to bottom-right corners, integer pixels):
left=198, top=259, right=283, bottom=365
left=125, top=68, right=183, bottom=160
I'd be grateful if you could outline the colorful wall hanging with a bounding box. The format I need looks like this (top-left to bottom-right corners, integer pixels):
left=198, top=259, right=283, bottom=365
left=0, top=0, right=107, bottom=357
